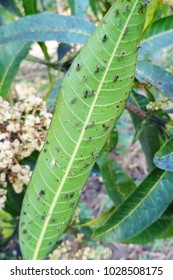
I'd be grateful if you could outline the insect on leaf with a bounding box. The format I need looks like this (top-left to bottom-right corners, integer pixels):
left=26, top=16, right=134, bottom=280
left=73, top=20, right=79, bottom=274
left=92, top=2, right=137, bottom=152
left=19, top=0, right=147, bottom=260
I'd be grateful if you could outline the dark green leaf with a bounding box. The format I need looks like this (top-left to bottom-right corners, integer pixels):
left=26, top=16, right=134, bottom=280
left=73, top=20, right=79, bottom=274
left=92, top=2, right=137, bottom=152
left=129, top=91, right=161, bottom=171
left=154, top=137, right=173, bottom=171
left=22, top=0, right=37, bottom=15
left=97, top=152, right=136, bottom=207
left=136, top=61, right=173, bottom=101
left=0, top=42, right=30, bottom=99
left=92, top=169, right=173, bottom=242
left=0, top=12, right=95, bottom=45
left=68, top=0, right=89, bottom=17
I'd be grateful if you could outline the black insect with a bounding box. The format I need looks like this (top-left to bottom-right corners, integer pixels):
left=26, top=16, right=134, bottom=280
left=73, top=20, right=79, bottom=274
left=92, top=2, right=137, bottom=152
left=39, top=190, right=45, bottom=196
left=136, top=44, right=141, bottom=51
left=70, top=202, right=75, bottom=208
left=70, top=192, right=75, bottom=199
left=102, top=34, right=107, bottom=42
left=114, top=75, right=119, bottom=82
left=90, top=90, right=95, bottom=96
left=64, top=194, right=69, bottom=200
left=123, top=27, right=129, bottom=36
left=70, top=97, right=77, bottom=104
left=102, top=124, right=110, bottom=131
left=88, top=137, right=92, bottom=142
left=95, top=66, right=100, bottom=73
left=114, top=8, right=119, bottom=16
left=84, top=163, right=90, bottom=168
left=119, top=51, right=125, bottom=59
left=76, top=63, right=81, bottom=70
left=23, top=229, right=27, bottom=234
left=21, top=221, right=25, bottom=227
left=45, top=140, right=49, bottom=145
left=124, top=5, right=129, bottom=12
left=142, top=0, right=151, bottom=7
left=82, top=75, right=87, bottom=83
left=84, top=90, right=88, bottom=98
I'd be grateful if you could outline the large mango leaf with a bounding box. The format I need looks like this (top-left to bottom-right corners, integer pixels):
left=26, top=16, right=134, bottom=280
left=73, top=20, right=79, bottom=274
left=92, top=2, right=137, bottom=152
left=0, top=12, right=95, bottom=45
left=97, top=152, right=136, bottom=207
left=0, top=42, right=30, bottom=99
left=139, top=15, right=173, bottom=60
left=19, top=0, right=147, bottom=260
left=136, top=61, right=173, bottom=101
left=128, top=91, right=162, bottom=171
left=92, top=169, right=173, bottom=242
left=124, top=202, right=173, bottom=244
left=154, top=137, right=173, bottom=171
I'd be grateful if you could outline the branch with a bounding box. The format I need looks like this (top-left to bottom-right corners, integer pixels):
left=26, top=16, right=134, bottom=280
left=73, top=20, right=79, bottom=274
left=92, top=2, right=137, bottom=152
left=126, top=101, right=167, bottom=128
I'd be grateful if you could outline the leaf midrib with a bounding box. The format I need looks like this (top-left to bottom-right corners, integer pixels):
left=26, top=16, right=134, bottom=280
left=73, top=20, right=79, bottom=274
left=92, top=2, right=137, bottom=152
left=32, top=0, right=139, bottom=259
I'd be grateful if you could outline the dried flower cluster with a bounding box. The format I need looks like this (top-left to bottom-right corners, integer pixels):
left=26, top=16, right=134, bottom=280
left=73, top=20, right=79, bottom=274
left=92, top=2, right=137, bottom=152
left=49, top=233, right=112, bottom=260
left=0, top=94, right=52, bottom=197
left=146, top=97, right=170, bottom=111
left=0, top=188, right=7, bottom=209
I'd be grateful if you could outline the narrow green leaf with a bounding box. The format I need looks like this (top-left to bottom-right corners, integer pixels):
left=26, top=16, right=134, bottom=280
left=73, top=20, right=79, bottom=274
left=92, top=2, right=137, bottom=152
left=136, top=61, right=173, bottom=101
left=92, top=169, right=173, bottom=242
left=22, top=0, right=37, bottom=15
left=139, top=16, right=173, bottom=60
left=97, top=152, right=136, bottom=206
left=68, top=0, right=89, bottom=17
left=154, top=137, right=173, bottom=171
left=145, top=15, right=173, bottom=39
left=0, top=12, right=95, bottom=45
left=144, top=0, right=161, bottom=30
left=129, top=91, right=161, bottom=171
left=19, top=0, right=147, bottom=260
left=0, top=42, right=30, bottom=98
left=125, top=202, right=173, bottom=244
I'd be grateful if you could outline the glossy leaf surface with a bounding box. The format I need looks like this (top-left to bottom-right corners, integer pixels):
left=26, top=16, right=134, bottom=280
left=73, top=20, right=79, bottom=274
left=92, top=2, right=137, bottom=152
left=97, top=152, right=136, bottom=207
left=19, top=0, right=146, bottom=260
left=154, top=137, right=173, bottom=171
left=0, top=42, right=30, bottom=98
left=93, top=169, right=173, bottom=242
left=0, top=12, right=95, bottom=45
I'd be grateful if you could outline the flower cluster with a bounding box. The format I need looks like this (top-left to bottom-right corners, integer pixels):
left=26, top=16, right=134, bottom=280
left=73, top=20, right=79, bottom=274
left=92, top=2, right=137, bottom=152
left=0, top=188, right=7, bottom=210
left=49, top=233, right=112, bottom=260
left=0, top=94, right=52, bottom=195
left=146, top=97, right=170, bottom=111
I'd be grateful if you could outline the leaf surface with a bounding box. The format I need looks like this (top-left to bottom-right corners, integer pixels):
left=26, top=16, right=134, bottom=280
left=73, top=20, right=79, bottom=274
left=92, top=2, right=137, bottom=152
left=154, top=137, right=173, bottom=171
left=0, top=42, right=30, bottom=98
left=136, top=61, right=173, bottom=101
left=0, top=12, right=95, bottom=45
left=97, top=152, right=136, bottom=207
left=19, top=0, right=147, bottom=260
left=92, top=169, right=173, bottom=242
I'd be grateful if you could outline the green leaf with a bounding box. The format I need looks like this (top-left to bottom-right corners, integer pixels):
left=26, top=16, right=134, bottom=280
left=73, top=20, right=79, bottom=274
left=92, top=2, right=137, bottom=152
left=144, top=0, right=161, bottom=30
left=97, top=152, right=136, bottom=207
left=68, top=0, right=89, bottom=17
left=125, top=202, right=173, bottom=244
left=129, top=91, right=161, bottom=171
left=0, top=12, right=95, bottom=45
left=136, top=61, right=173, bottom=101
left=22, top=0, right=37, bottom=15
left=92, top=169, right=173, bottom=242
left=0, top=0, right=21, bottom=16
left=154, top=137, right=173, bottom=171
left=0, top=210, right=16, bottom=245
left=139, top=16, right=173, bottom=60
left=19, top=0, right=147, bottom=260
left=0, top=42, right=30, bottom=99
left=145, top=15, right=173, bottom=39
